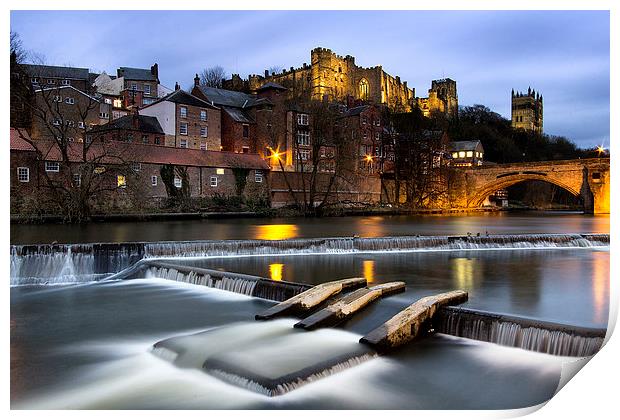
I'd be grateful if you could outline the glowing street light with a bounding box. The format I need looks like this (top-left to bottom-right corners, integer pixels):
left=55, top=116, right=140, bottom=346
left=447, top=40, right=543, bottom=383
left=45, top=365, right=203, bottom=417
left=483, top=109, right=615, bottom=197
left=364, top=154, right=373, bottom=163
left=597, top=145, right=606, bottom=155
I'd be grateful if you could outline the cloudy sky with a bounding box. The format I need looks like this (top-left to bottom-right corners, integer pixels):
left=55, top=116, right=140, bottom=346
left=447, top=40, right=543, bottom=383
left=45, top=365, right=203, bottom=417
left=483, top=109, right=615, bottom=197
left=10, top=10, right=609, bottom=148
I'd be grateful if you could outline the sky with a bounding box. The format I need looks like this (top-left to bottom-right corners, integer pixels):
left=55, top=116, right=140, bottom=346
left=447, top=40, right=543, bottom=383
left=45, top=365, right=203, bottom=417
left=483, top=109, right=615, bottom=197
left=10, top=10, right=610, bottom=148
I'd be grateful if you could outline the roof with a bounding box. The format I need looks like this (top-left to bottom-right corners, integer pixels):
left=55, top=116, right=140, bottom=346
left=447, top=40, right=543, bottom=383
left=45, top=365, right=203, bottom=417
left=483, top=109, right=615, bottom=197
left=449, top=140, right=483, bottom=151
left=33, top=85, right=100, bottom=102
left=90, top=115, right=164, bottom=134
left=256, top=82, right=287, bottom=92
left=10, top=128, right=36, bottom=151
left=144, top=89, right=218, bottom=109
left=22, top=64, right=90, bottom=80
left=223, top=107, right=254, bottom=123
left=14, top=140, right=270, bottom=170
left=195, top=86, right=258, bottom=108
left=342, top=105, right=370, bottom=117
left=117, top=67, right=157, bottom=81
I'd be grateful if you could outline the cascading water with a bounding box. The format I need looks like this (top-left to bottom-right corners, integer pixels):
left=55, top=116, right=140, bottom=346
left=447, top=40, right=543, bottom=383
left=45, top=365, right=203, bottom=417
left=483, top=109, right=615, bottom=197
left=145, top=266, right=258, bottom=296
left=435, top=307, right=605, bottom=357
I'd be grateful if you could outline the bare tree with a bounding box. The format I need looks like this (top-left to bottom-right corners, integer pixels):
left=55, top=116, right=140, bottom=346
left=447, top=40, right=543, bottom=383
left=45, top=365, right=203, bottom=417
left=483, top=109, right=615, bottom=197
left=268, top=65, right=284, bottom=76
left=199, top=65, right=227, bottom=88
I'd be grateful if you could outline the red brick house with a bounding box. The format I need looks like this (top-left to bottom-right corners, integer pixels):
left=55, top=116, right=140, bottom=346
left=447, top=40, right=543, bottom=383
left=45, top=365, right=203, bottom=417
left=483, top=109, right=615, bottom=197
left=88, top=114, right=165, bottom=146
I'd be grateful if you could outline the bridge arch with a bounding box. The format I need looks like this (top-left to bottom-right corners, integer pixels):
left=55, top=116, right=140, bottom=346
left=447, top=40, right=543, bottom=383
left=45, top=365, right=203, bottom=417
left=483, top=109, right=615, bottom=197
left=467, top=173, right=581, bottom=208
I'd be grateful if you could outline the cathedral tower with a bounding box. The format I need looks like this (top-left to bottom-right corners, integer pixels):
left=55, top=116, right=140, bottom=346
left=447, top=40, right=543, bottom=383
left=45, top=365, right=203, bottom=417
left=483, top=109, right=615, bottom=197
left=511, top=87, right=543, bottom=133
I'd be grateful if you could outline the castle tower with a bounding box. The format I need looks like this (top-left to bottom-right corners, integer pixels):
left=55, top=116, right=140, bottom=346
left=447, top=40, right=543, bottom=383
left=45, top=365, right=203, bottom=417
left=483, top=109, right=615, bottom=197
left=511, top=88, right=543, bottom=133
left=431, top=78, right=458, bottom=117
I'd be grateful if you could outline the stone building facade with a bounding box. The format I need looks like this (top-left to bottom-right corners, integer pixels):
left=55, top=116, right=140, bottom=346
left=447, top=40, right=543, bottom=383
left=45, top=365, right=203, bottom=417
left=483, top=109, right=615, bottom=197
left=224, top=47, right=416, bottom=112
left=416, top=78, right=458, bottom=118
left=511, top=88, right=543, bottom=133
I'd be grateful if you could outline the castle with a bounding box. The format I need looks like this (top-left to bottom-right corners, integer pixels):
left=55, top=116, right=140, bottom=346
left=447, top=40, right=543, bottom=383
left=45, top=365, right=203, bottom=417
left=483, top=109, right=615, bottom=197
left=511, top=88, right=543, bottom=133
left=224, top=47, right=458, bottom=117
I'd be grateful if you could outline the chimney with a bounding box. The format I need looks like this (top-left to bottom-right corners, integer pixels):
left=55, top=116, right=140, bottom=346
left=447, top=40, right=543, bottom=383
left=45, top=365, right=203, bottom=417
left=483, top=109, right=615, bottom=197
left=194, top=73, right=200, bottom=87
left=151, top=63, right=159, bottom=79
left=264, top=69, right=269, bottom=78
left=174, top=82, right=180, bottom=91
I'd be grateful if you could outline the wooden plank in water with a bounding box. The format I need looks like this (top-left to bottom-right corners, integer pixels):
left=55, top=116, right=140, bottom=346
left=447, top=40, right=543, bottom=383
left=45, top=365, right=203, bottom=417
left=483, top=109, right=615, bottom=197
left=360, top=290, right=468, bottom=352
left=294, top=282, right=406, bottom=330
left=255, top=277, right=367, bottom=320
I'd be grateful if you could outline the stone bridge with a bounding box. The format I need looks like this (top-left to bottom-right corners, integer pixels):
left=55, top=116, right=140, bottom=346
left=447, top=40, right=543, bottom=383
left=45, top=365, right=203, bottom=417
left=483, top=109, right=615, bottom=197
left=449, top=158, right=610, bottom=214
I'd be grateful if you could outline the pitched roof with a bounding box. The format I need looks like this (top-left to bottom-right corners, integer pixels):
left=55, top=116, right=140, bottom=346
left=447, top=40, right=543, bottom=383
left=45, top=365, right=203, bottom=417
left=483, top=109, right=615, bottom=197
left=257, top=81, right=287, bottom=91
left=117, top=67, right=157, bottom=81
left=90, top=115, right=164, bottom=134
left=22, top=64, right=90, bottom=80
left=17, top=140, right=270, bottom=170
left=195, top=86, right=258, bottom=108
left=10, top=128, right=36, bottom=151
left=449, top=140, right=483, bottom=151
left=144, top=89, right=218, bottom=109
left=223, top=107, right=254, bottom=123
left=342, top=105, right=370, bottom=117
left=34, top=85, right=100, bottom=102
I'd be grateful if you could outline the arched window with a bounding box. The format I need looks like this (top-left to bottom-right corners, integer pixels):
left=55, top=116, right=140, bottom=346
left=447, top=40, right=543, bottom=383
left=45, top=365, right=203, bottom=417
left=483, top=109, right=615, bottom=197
left=359, top=78, right=369, bottom=100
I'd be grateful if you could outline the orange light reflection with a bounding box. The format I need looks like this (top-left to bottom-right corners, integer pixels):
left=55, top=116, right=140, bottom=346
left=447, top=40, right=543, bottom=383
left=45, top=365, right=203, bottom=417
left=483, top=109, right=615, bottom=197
left=269, top=263, right=284, bottom=281
left=255, top=224, right=299, bottom=241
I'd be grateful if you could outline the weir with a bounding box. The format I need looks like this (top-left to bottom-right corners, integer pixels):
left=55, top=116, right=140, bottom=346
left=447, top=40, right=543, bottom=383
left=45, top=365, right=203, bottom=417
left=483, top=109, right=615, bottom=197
left=10, top=233, right=610, bottom=285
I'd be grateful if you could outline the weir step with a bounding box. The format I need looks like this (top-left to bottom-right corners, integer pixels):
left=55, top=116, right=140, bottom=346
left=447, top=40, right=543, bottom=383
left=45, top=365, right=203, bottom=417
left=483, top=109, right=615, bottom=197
left=255, top=277, right=367, bottom=320
left=294, top=282, right=406, bottom=330
left=360, top=290, right=468, bottom=352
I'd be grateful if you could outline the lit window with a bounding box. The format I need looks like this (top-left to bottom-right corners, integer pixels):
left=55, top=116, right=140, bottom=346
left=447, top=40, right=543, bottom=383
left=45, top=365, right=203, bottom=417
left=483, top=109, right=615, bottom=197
left=131, top=162, right=141, bottom=172
left=255, top=170, right=263, bottom=183
left=17, top=167, right=29, bottom=182
left=297, top=113, right=309, bottom=126
left=151, top=175, right=158, bottom=186
left=200, top=142, right=206, bottom=151
left=359, top=78, right=369, bottom=100
left=94, top=166, right=106, bottom=174
left=452, top=152, right=458, bottom=158
left=180, top=106, right=188, bottom=118
left=174, top=177, right=182, bottom=188
left=180, top=139, right=188, bottom=148
left=216, top=168, right=225, bottom=175
left=210, top=176, right=218, bottom=187
left=45, top=161, right=60, bottom=172
left=144, top=84, right=151, bottom=95
left=180, top=123, right=188, bottom=135
left=200, top=110, right=207, bottom=121
left=297, top=131, right=310, bottom=146
left=113, top=99, right=122, bottom=108
left=73, top=173, right=81, bottom=187
left=466, top=151, right=473, bottom=158
left=200, top=126, right=208, bottom=137
left=458, top=151, right=466, bottom=158
left=117, top=175, right=126, bottom=188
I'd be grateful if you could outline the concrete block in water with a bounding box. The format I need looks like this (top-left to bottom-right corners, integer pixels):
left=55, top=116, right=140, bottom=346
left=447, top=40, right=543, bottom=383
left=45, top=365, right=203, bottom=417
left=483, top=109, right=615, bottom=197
left=360, top=290, right=468, bottom=352
left=255, top=277, right=367, bottom=320
left=294, top=282, right=406, bottom=330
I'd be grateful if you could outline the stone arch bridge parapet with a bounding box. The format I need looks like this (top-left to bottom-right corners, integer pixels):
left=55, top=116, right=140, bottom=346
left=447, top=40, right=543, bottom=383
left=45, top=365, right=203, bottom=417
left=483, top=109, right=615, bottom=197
left=449, top=158, right=610, bottom=214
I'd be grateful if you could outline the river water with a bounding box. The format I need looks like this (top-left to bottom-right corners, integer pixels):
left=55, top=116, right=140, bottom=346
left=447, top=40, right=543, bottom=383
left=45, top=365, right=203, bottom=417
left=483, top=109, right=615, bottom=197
left=9, top=213, right=611, bottom=409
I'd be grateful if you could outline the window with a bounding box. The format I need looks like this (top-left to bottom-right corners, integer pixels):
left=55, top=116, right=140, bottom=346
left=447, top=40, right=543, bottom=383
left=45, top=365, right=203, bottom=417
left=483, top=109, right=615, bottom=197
left=452, top=152, right=458, bottom=159
left=375, top=132, right=380, bottom=141
left=45, top=161, right=60, bottom=172
left=200, top=126, right=208, bottom=137
left=174, top=177, right=182, bottom=188
left=65, top=97, right=75, bottom=104
left=131, top=83, right=137, bottom=90
left=53, top=95, right=62, bottom=102
left=151, top=175, right=158, bottom=186
left=466, top=151, right=473, bottom=158
left=67, top=137, right=75, bottom=142
left=94, top=166, right=106, bottom=174
left=242, top=146, right=250, bottom=154
left=200, top=110, right=207, bottom=121
left=73, top=173, right=81, bottom=187
left=131, top=162, right=141, bottom=172
left=126, top=133, right=133, bottom=143
left=255, top=170, right=263, bottom=183
left=47, top=79, right=56, bottom=85
left=458, top=151, right=466, bottom=158
left=592, top=172, right=601, bottom=183
left=61, top=79, right=70, bottom=86
left=142, top=135, right=149, bottom=144
left=117, top=175, right=126, bottom=188
left=53, top=119, right=61, bottom=126
left=104, top=98, right=112, bottom=104
left=242, top=124, right=249, bottom=138
left=99, top=112, right=109, bottom=119
left=113, top=99, right=122, bottom=108
left=77, top=121, right=85, bottom=129
left=297, top=131, right=310, bottom=146
left=180, top=106, right=188, bottom=118
left=200, top=142, right=206, bottom=151
left=210, top=176, right=218, bottom=187
left=297, top=113, right=309, bottom=126
left=154, top=137, right=161, bottom=145
left=359, top=78, right=369, bottom=100
left=31, top=77, right=39, bottom=84
left=17, top=167, right=29, bottom=183
left=299, top=150, right=310, bottom=161
left=180, top=123, right=188, bottom=135
left=144, top=84, right=151, bottom=95
left=143, top=98, right=155, bottom=105
left=66, top=120, right=75, bottom=128
left=180, top=139, right=188, bottom=148
left=216, top=168, right=225, bottom=175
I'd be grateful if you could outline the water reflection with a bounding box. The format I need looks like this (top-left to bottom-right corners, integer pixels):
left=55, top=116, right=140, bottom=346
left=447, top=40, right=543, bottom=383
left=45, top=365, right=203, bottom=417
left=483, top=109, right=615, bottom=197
left=255, top=224, right=299, bottom=241
left=269, top=263, right=284, bottom=281
left=592, top=253, right=609, bottom=324
left=363, top=260, right=376, bottom=283
left=451, top=258, right=477, bottom=290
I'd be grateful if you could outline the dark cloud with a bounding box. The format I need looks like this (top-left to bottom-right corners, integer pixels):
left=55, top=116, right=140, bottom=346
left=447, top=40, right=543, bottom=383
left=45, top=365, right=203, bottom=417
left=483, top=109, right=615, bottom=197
left=10, top=10, right=609, bottom=147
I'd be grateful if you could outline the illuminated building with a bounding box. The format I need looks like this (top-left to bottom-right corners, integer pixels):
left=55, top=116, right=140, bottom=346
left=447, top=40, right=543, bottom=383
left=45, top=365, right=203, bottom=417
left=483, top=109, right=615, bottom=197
left=511, top=88, right=543, bottom=133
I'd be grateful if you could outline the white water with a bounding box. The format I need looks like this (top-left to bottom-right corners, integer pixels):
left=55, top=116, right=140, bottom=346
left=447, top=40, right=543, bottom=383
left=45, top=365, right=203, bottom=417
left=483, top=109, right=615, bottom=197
left=145, top=266, right=258, bottom=296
